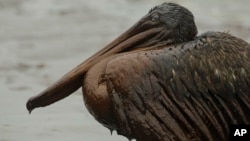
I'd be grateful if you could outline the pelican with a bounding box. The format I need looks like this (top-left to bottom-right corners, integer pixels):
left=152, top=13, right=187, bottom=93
left=26, top=3, right=250, bottom=141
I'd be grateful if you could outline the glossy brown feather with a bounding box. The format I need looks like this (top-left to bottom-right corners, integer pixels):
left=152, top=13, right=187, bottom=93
left=100, top=32, right=250, bottom=141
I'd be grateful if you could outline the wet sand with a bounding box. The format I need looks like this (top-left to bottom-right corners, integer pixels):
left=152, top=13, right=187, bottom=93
left=0, top=0, right=249, bottom=140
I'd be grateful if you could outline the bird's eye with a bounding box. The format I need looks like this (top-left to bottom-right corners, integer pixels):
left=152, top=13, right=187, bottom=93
left=151, top=13, right=160, bottom=22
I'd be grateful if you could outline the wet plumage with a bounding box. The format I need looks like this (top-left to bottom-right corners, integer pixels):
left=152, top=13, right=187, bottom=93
left=27, top=3, right=250, bottom=141
left=101, top=32, right=250, bottom=141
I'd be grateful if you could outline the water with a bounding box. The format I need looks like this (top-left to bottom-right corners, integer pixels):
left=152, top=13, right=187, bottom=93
left=0, top=0, right=249, bottom=141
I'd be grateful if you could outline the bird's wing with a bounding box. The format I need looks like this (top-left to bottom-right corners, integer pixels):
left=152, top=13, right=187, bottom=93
left=105, top=32, right=250, bottom=141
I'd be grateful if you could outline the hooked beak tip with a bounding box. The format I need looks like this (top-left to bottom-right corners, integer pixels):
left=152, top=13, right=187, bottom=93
left=26, top=99, right=34, bottom=114
left=28, top=109, right=32, bottom=114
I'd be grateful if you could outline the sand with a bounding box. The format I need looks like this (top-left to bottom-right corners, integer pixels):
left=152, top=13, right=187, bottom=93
left=0, top=0, right=249, bottom=141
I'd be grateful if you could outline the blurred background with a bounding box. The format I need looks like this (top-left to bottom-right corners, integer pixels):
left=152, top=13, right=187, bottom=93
left=0, top=0, right=249, bottom=141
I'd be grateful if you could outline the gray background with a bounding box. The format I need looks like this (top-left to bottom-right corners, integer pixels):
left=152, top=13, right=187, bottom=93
left=0, top=0, right=249, bottom=141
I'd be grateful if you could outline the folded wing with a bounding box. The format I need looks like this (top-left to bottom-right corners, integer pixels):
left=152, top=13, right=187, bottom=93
left=105, top=32, right=250, bottom=141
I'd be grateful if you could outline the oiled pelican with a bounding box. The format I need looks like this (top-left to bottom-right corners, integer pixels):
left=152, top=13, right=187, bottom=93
left=26, top=3, right=250, bottom=141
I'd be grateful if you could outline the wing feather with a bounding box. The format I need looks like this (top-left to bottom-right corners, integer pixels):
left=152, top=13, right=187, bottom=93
left=105, top=32, right=250, bottom=141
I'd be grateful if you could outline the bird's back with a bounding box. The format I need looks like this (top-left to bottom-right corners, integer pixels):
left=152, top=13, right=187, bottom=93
left=105, top=31, right=250, bottom=141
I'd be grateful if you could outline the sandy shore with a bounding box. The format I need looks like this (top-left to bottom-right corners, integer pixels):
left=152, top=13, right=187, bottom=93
left=0, top=0, right=249, bottom=141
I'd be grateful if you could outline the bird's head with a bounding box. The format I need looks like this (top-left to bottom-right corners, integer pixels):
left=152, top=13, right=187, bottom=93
left=143, top=2, right=198, bottom=45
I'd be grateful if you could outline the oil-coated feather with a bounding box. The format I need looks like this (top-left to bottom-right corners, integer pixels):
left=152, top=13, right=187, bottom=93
left=105, top=32, right=250, bottom=141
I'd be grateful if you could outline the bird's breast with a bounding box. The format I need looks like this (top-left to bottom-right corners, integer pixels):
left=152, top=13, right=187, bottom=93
left=83, top=57, right=118, bottom=130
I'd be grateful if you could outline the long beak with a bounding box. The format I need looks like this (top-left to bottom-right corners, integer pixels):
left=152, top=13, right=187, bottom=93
left=26, top=19, right=163, bottom=113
